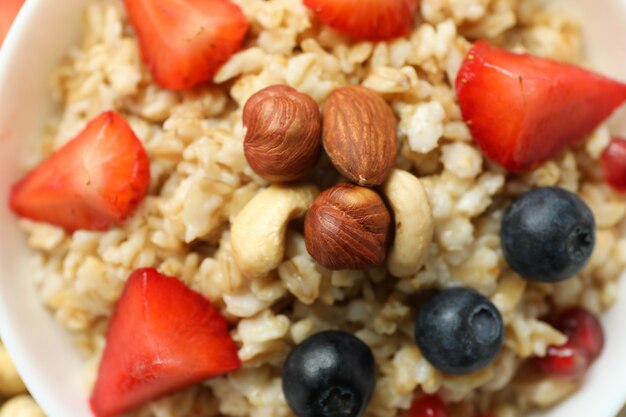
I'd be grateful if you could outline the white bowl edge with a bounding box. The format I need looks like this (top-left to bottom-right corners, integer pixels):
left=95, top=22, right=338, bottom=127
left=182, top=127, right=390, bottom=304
left=0, top=0, right=96, bottom=416
left=0, top=1, right=625, bottom=417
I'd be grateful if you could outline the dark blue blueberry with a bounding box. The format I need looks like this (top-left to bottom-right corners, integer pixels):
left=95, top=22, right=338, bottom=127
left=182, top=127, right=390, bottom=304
left=282, top=331, right=376, bottom=417
left=501, top=187, right=595, bottom=282
left=414, top=287, right=504, bottom=375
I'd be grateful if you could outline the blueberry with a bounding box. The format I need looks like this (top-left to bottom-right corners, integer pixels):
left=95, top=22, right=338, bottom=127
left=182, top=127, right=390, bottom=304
left=501, top=187, right=595, bottom=282
left=282, top=331, right=376, bottom=417
left=414, top=288, right=504, bottom=375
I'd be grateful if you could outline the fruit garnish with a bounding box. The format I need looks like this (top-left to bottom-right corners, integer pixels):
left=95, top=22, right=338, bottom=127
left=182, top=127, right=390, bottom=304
left=9, top=111, right=150, bottom=233
left=0, top=0, right=23, bottom=45
left=414, top=288, right=504, bottom=375
left=123, top=0, right=249, bottom=90
left=408, top=394, right=450, bottom=417
left=456, top=41, right=626, bottom=172
left=282, top=330, right=376, bottom=417
left=537, top=341, right=589, bottom=380
left=554, top=308, right=605, bottom=362
left=90, top=268, right=240, bottom=417
left=537, top=308, right=604, bottom=380
left=303, top=0, right=418, bottom=41
left=500, top=187, right=595, bottom=283
left=601, top=137, right=626, bottom=192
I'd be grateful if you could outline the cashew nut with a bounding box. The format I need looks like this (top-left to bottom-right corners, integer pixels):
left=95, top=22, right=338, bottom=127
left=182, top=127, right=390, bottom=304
left=0, top=344, right=26, bottom=397
left=382, top=169, right=434, bottom=278
left=231, top=183, right=319, bottom=279
left=0, top=395, right=45, bottom=417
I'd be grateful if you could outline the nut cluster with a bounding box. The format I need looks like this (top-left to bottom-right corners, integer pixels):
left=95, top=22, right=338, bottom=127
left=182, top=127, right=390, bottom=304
left=241, top=84, right=430, bottom=271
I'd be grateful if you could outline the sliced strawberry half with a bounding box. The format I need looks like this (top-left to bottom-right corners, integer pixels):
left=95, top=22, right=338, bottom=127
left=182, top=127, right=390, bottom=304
left=9, top=111, right=150, bottom=233
left=456, top=41, right=626, bottom=172
left=124, top=0, right=249, bottom=90
left=303, top=0, right=418, bottom=41
left=0, top=0, right=23, bottom=45
left=90, top=268, right=241, bottom=417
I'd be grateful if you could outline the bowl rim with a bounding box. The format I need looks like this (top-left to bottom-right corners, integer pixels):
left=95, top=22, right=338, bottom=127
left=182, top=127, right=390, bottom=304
left=1, top=1, right=626, bottom=417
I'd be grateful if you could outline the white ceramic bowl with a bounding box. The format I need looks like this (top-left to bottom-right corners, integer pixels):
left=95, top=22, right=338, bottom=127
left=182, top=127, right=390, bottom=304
left=0, top=1, right=625, bottom=416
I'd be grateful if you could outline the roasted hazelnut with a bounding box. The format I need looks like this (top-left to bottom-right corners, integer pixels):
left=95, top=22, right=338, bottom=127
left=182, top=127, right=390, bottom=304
left=322, top=85, right=398, bottom=186
left=243, top=85, right=322, bottom=182
left=304, top=183, right=391, bottom=270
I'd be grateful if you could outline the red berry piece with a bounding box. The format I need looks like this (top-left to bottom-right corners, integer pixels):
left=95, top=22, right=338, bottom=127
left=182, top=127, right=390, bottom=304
left=303, top=0, right=418, bottom=41
left=0, top=0, right=23, bottom=45
left=601, top=137, right=626, bottom=192
left=409, top=394, right=450, bottom=417
left=90, top=268, right=241, bottom=417
left=555, top=308, right=605, bottom=361
left=9, top=111, right=150, bottom=232
left=536, top=308, right=605, bottom=380
left=456, top=41, right=626, bottom=172
left=536, top=340, right=589, bottom=380
left=123, top=0, right=249, bottom=90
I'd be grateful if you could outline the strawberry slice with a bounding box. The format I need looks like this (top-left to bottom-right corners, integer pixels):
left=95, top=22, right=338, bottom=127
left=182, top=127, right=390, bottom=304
left=9, top=111, right=150, bottom=233
left=90, top=268, right=241, bottom=417
left=124, top=0, right=249, bottom=90
left=0, top=0, right=23, bottom=45
left=456, top=41, right=626, bottom=172
left=303, top=0, right=418, bottom=41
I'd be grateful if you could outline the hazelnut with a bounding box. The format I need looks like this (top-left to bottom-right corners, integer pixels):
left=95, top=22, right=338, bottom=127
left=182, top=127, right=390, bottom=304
left=243, top=85, right=322, bottom=182
left=304, top=183, right=391, bottom=270
left=322, top=85, right=398, bottom=186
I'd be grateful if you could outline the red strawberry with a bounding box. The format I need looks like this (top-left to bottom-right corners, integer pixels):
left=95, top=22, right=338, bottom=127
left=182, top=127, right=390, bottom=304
left=601, top=137, right=626, bottom=192
left=124, top=0, right=249, bottom=90
left=409, top=394, right=450, bottom=417
left=456, top=41, right=626, bottom=172
left=0, top=0, right=23, bottom=45
left=9, top=111, right=150, bottom=233
left=303, top=0, right=418, bottom=41
left=90, top=268, right=241, bottom=417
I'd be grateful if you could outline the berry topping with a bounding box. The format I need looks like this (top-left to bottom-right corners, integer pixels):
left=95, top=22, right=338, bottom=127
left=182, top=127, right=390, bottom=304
left=537, top=340, right=589, bottom=380
left=123, top=0, right=249, bottom=90
left=456, top=41, right=626, bottom=172
left=554, top=308, right=605, bottom=361
left=501, top=187, right=596, bottom=283
left=537, top=308, right=604, bottom=380
left=414, top=288, right=504, bottom=375
left=90, top=268, right=240, bottom=417
left=9, top=111, right=150, bottom=233
left=282, top=331, right=376, bottom=417
left=0, top=0, right=23, bottom=45
left=601, top=137, right=626, bottom=192
left=408, top=394, right=450, bottom=417
left=303, top=0, right=418, bottom=41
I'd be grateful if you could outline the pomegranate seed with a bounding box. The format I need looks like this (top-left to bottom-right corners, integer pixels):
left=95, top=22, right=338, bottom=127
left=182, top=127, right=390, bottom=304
left=409, top=394, right=450, bottom=417
left=601, top=137, right=626, bottom=192
left=555, top=308, right=605, bottom=361
left=537, top=340, right=590, bottom=380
